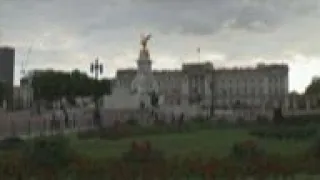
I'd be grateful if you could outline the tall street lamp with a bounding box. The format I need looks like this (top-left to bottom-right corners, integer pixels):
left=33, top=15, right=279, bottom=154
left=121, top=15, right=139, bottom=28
left=210, top=70, right=215, bottom=118
left=90, top=57, right=103, bottom=128
left=90, top=57, right=104, bottom=80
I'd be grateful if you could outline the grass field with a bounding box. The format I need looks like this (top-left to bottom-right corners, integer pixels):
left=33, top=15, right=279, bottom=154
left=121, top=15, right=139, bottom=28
left=70, top=128, right=315, bottom=159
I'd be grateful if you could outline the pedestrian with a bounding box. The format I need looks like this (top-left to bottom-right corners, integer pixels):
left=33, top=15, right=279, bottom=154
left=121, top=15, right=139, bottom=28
left=93, top=108, right=101, bottom=128
left=51, top=111, right=56, bottom=132
left=72, top=109, right=76, bottom=129
left=62, top=106, right=69, bottom=129
left=178, top=113, right=184, bottom=130
left=171, top=113, right=175, bottom=125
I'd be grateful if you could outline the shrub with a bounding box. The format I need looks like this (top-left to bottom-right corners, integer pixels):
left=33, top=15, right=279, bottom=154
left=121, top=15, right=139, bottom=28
left=273, top=107, right=284, bottom=125
left=77, top=121, right=136, bottom=140
left=69, top=156, right=109, bottom=180
left=154, top=119, right=167, bottom=126
left=100, top=123, right=132, bottom=140
left=126, top=117, right=138, bottom=126
left=249, top=127, right=317, bottom=140
left=202, top=157, right=220, bottom=179
left=309, top=138, right=320, bottom=159
left=25, top=135, right=74, bottom=170
left=230, top=140, right=265, bottom=161
left=256, top=115, right=269, bottom=125
left=122, top=141, right=164, bottom=163
left=182, top=157, right=204, bottom=178
left=0, top=136, right=26, bottom=150
left=0, top=151, right=28, bottom=179
left=191, top=115, right=207, bottom=123
left=77, top=129, right=99, bottom=140
left=284, top=115, right=320, bottom=126
left=236, top=117, right=246, bottom=126
left=215, top=117, right=229, bottom=127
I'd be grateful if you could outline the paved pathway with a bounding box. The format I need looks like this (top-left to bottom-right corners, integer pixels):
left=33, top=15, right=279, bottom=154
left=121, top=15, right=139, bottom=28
left=0, top=126, right=95, bottom=140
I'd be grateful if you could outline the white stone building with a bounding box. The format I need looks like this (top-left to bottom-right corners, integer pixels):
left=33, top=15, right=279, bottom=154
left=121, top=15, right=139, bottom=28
left=213, top=63, right=289, bottom=109
left=115, top=63, right=288, bottom=116
left=104, top=36, right=289, bottom=121
left=103, top=35, right=163, bottom=113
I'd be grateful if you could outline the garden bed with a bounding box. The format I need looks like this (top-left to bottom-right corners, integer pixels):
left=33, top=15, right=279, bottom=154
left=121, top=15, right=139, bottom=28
left=1, top=136, right=320, bottom=179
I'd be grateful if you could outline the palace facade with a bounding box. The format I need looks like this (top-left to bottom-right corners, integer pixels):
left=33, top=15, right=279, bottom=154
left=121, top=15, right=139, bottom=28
left=115, top=62, right=289, bottom=111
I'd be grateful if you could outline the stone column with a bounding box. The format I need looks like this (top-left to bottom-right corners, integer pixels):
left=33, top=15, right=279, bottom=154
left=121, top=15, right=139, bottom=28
left=204, top=78, right=210, bottom=97
left=306, top=97, right=311, bottom=111
left=261, top=100, right=266, bottom=114
left=292, top=96, right=297, bottom=110
left=284, top=96, right=289, bottom=111
left=181, top=76, right=189, bottom=105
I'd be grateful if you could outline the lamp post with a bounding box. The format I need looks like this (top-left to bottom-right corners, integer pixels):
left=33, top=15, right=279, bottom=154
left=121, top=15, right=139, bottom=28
left=210, top=70, right=215, bottom=118
left=90, top=57, right=104, bottom=81
left=90, top=57, right=103, bottom=128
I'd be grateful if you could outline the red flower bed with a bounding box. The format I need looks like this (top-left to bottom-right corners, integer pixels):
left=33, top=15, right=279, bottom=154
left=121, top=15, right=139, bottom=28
left=69, top=155, right=111, bottom=180
left=1, top=138, right=320, bottom=179
left=240, top=140, right=257, bottom=149
left=202, top=158, right=220, bottom=179
left=0, top=152, right=27, bottom=179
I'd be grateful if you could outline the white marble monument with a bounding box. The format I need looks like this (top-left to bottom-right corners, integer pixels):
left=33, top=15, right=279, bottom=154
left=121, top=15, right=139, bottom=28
left=103, top=34, right=160, bottom=110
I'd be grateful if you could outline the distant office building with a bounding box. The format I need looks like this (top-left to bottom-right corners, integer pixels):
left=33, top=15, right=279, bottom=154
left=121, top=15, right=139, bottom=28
left=0, top=46, right=15, bottom=110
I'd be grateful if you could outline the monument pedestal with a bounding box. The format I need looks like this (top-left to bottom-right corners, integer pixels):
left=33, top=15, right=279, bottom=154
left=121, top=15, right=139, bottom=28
left=103, top=34, right=161, bottom=124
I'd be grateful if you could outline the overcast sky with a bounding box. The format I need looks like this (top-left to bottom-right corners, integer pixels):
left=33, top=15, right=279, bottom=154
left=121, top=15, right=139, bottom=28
left=0, top=0, right=320, bottom=92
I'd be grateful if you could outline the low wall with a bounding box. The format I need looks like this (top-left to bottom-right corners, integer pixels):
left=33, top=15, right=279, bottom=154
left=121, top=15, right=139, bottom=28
left=0, top=108, right=95, bottom=138
left=1, top=106, right=320, bottom=139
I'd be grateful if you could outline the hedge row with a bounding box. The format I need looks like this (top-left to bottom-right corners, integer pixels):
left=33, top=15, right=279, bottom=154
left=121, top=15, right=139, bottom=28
left=249, top=127, right=318, bottom=140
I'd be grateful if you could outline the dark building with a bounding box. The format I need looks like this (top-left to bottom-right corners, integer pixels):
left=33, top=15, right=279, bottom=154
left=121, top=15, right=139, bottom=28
left=0, top=46, right=15, bottom=110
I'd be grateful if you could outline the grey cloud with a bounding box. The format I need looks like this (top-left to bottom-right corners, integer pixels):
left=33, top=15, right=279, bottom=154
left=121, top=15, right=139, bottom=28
left=129, top=0, right=319, bottom=35
left=1, top=0, right=320, bottom=85
left=3, top=0, right=316, bottom=39
left=227, top=5, right=279, bottom=32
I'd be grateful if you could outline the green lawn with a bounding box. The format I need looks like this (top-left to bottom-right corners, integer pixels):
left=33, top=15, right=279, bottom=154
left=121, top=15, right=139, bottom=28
left=70, top=128, right=315, bottom=159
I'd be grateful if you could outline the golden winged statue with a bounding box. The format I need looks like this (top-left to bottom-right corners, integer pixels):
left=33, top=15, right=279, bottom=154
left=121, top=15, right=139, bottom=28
left=140, top=33, right=152, bottom=50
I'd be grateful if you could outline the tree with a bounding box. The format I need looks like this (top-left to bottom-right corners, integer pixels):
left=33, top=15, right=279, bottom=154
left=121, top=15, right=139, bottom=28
left=305, top=77, right=320, bottom=95
left=29, top=69, right=112, bottom=106
left=94, top=78, right=112, bottom=100
left=0, top=82, right=4, bottom=106
left=31, top=70, right=66, bottom=102
left=69, top=69, right=92, bottom=97
left=30, top=70, right=66, bottom=114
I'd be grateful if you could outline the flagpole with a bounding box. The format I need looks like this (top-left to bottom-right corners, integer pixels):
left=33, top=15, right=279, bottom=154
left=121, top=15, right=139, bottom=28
left=197, top=47, right=201, bottom=63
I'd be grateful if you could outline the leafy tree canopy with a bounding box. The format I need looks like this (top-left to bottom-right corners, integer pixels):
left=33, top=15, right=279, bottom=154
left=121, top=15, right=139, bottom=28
left=22, top=69, right=112, bottom=103
left=305, top=76, right=320, bottom=95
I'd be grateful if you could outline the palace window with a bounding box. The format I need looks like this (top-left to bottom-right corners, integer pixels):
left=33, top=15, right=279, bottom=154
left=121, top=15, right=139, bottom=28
left=177, top=99, right=181, bottom=105
left=252, top=88, right=256, bottom=96
left=260, top=88, right=264, bottom=94
left=269, top=77, right=273, bottom=83
left=269, top=87, right=273, bottom=94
